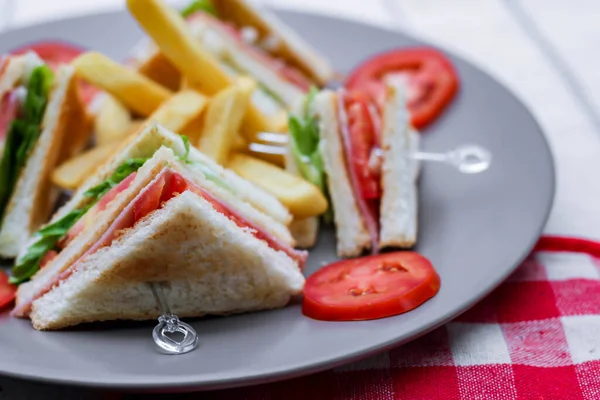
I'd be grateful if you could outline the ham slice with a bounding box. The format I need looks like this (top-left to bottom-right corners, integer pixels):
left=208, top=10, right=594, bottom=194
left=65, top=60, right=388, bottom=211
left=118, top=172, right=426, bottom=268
left=14, top=169, right=307, bottom=316
left=337, top=91, right=380, bottom=253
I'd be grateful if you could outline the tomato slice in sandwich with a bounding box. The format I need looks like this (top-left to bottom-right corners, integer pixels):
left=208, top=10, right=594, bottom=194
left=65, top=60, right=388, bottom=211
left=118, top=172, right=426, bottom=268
left=303, top=252, right=440, bottom=321
left=11, top=41, right=99, bottom=104
left=0, top=270, right=16, bottom=310
left=345, top=47, right=459, bottom=130
left=342, top=90, right=381, bottom=200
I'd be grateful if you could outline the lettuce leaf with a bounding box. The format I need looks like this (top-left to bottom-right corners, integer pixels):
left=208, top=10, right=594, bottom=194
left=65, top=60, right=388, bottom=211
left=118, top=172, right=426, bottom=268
left=288, top=86, right=325, bottom=192
left=84, top=158, right=148, bottom=200
left=181, top=0, right=217, bottom=18
left=0, top=65, right=54, bottom=225
left=10, top=207, right=89, bottom=284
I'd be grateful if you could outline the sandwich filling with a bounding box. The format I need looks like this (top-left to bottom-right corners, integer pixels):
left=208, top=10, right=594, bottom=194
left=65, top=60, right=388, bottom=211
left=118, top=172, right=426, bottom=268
left=290, top=88, right=384, bottom=251
left=14, top=166, right=306, bottom=316
left=0, top=54, right=54, bottom=227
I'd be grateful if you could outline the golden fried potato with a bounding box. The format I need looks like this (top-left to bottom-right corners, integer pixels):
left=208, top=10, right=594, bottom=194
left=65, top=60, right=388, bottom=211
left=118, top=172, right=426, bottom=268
left=197, top=77, right=255, bottom=164
left=52, top=142, right=120, bottom=190
left=93, top=94, right=132, bottom=146
left=73, top=52, right=172, bottom=116
left=227, top=153, right=327, bottom=218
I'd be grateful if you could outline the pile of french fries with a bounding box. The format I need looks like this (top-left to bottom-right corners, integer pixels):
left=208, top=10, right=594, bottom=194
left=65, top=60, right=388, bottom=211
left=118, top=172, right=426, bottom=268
left=52, top=0, right=327, bottom=220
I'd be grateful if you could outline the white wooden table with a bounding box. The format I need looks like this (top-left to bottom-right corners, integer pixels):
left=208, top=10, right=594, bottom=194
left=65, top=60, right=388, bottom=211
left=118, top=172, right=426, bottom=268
left=1, top=0, right=598, bottom=398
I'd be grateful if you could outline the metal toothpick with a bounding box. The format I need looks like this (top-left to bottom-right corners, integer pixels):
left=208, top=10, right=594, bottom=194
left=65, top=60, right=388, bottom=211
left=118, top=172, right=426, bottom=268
left=252, top=133, right=492, bottom=174
left=149, top=282, right=198, bottom=355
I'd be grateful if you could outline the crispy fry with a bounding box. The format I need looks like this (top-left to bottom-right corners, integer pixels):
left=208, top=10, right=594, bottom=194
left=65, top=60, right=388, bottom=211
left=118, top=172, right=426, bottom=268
left=127, top=0, right=229, bottom=95
left=147, top=89, right=208, bottom=134
left=126, top=0, right=281, bottom=140
left=137, top=52, right=181, bottom=91
left=227, top=153, right=328, bottom=218
left=198, top=77, right=255, bottom=164
left=233, top=134, right=247, bottom=151
left=245, top=143, right=285, bottom=167
left=52, top=142, right=120, bottom=190
left=73, top=52, right=173, bottom=116
left=93, top=94, right=132, bottom=146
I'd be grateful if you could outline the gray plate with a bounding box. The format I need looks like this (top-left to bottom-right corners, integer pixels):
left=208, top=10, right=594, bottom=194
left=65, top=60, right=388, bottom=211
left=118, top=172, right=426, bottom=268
left=0, top=8, right=554, bottom=391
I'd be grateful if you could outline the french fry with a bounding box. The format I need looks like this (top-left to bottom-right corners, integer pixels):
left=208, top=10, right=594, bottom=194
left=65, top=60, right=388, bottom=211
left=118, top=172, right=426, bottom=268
left=137, top=52, right=181, bottom=91
left=198, top=77, right=255, bottom=164
left=94, top=94, right=132, bottom=146
left=52, top=142, right=120, bottom=190
left=227, top=153, right=328, bottom=218
left=126, top=0, right=280, bottom=140
left=147, top=89, right=208, bottom=134
left=73, top=52, right=173, bottom=117
left=246, top=143, right=285, bottom=167
left=127, top=0, right=229, bottom=95
left=233, top=134, right=247, bottom=151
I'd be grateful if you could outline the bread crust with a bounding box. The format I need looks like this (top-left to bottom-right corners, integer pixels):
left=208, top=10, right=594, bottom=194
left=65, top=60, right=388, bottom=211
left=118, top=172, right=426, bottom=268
left=379, top=84, right=420, bottom=249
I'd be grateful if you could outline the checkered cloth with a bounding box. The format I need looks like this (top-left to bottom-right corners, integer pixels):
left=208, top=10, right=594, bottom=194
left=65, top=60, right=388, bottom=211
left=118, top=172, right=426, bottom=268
left=183, top=236, right=600, bottom=400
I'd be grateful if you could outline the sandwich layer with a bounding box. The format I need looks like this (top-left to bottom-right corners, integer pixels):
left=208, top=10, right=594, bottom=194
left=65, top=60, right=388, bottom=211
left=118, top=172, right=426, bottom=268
left=0, top=64, right=80, bottom=258
left=187, top=13, right=307, bottom=109
left=211, top=0, right=334, bottom=85
left=314, top=90, right=371, bottom=257
left=30, top=190, right=305, bottom=330
left=379, top=85, right=420, bottom=248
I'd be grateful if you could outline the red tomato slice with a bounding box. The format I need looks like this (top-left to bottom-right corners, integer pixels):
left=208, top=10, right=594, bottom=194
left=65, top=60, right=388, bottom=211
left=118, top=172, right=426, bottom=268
left=133, top=175, right=166, bottom=223
left=160, top=172, right=188, bottom=204
left=0, top=270, right=16, bottom=310
left=342, top=90, right=381, bottom=200
left=345, top=47, right=459, bottom=130
left=11, top=41, right=99, bottom=104
left=303, top=252, right=441, bottom=321
left=0, top=90, right=21, bottom=141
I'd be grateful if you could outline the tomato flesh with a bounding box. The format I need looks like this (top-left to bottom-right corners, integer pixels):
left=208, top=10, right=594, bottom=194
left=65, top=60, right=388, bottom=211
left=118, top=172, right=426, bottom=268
left=345, top=47, right=459, bottom=130
left=0, top=270, right=16, bottom=310
left=11, top=41, right=99, bottom=104
left=303, top=252, right=440, bottom=321
left=133, top=175, right=165, bottom=223
left=342, top=91, right=381, bottom=200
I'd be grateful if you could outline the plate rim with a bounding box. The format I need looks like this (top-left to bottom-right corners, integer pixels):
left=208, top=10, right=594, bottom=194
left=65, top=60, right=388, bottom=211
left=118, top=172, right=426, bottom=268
left=0, top=7, right=556, bottom=391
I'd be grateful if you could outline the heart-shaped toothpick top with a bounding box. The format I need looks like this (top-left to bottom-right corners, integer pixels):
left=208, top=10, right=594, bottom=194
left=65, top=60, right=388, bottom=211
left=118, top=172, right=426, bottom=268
left=149, top=282, right=198, bottom=355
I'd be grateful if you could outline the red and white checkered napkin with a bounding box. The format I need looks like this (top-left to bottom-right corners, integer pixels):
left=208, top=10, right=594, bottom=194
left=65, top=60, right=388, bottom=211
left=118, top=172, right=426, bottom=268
left=199, top=236, right=600, bottom=399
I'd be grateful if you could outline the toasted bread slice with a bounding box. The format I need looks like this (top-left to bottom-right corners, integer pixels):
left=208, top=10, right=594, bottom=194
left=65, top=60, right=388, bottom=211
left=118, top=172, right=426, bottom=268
left=379, top=84, right=420, bottom=249
left=30, top=189, right=305, bottom=331
left=0, top=64, right=89, bottom=258
left=313, top=90, right=370, bottom=257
